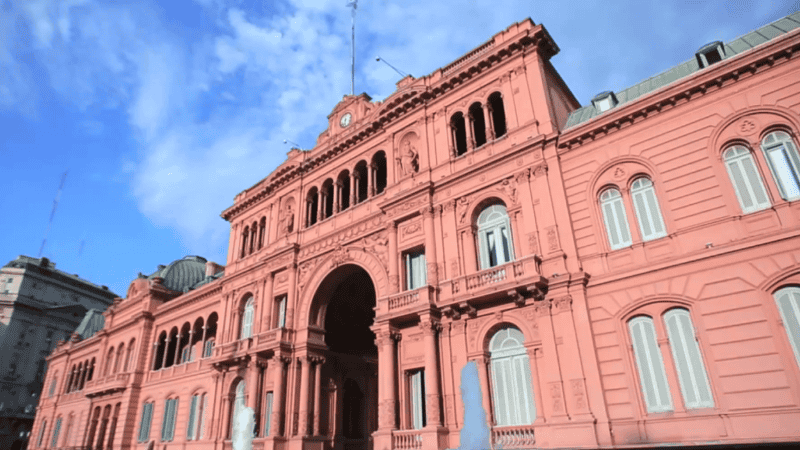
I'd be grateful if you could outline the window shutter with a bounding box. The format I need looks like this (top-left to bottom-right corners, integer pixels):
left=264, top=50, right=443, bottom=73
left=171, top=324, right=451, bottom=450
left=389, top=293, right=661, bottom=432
left=601, top=191, right=632, bottom=250
left=416, top=253, right=427, bottom=288
left=190, top=346, right=197, bottom=362
left=740, top=154, right=771, bottom=208
left=278, top=297, right=287, bottom=328
left=774, top=288, right=800, bottom=368
left=478, top=231, right=490, bottom=270
left=664, top=310, right=713, bottom=409
left=264, top=392, right=274, bottom=436
left=37, top=420, right=46, bottom=448
left=500, top=225, right=513, bottom=264
left=490, top=358, right=508, bottom=426
left=612, top=196, right=632, bottom=245
left=629, top=318, right=672, bottom=412
left=138, top=404, right=147, bottom=442
left=727, top=157, right=755, bottom=210
left=405, top=253, right=412, bottom=290
left=632, top=189, right=653, bottom=238
left=161, top=401, right=169, bottom=441
left=200, top=394, right=208, bottom=439
left=51, top=418, right=62, bottom=448
left=187, top=395, right=198, bottom=440
left=170, top=398, right=179, bottom=440
left=644, top=187, right=666, bottom=236
left=765, top=146, right=800, bottom=200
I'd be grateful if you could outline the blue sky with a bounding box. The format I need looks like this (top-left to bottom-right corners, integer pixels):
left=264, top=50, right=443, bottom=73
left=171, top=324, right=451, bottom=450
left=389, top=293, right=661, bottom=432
left=1, top=0, right=797, bottom=297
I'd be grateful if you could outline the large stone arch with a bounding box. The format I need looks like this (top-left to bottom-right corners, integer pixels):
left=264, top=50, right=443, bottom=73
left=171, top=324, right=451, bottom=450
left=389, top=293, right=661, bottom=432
left=295, top=246, right=389, bottom=330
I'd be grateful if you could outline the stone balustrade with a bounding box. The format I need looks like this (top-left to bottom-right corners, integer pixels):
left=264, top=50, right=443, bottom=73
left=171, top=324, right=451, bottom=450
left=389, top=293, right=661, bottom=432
left=491, top=424, right=536, bottom=449
left=393, top=430, right=423, bottom=450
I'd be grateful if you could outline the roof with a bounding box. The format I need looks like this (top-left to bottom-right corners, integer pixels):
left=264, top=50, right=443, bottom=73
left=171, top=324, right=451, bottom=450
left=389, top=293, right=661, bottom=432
left=2, top=255, right=119, bottom=299
left=74, top=309, right=105, bottom=340
left=564, top=11, right=800, bottom=129
left=146, top=255, right=211, bottom=293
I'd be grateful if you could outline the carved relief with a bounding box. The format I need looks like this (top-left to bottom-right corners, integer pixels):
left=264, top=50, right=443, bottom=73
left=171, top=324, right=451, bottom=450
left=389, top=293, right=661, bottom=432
left=450, top=259, right=460, bottom=278
left=550, top=382, right=563, bottom=414
left=400, top=221, right=423, bottom=239
left=361, top=231, right=389, bottom=267
left=426, top=394, right=441, bottom=425
left=298, top=216, right=384, bottom=259
left=739, top=118, right=758, bottom=135
left=554, top=296, right=572, bottom=314
left=613, top=167, right=626, bottom=180
left=389, top=197, right=426, bottom=218
left=275, top=272, right=289, bottom=286
left=527, top=233, right=539, bottom=255
left=571, top=378, right=587, bottom=410
left=280, top=198, right=295, bottom=235
left=297, top=259, right=318, bottom=291
left=499, top=177, right=519, bottom=205
left=330, top=244, right=353, bottom=268
left=546, top=226, right=559, bottom=252
left=532, top=164, right=547, bottom=179
left=534, top=299, right=551, bottom=317
left=457, top=196, right=470, bottom=225
left=266, top=253, right=295, bottom=270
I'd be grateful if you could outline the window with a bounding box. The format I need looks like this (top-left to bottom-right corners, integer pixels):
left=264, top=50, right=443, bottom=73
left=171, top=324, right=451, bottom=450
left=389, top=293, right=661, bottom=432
left=241, top=297, right=254, bottom=340
left=773, top=287, right=800, bottom=369
left=477, top=204, right=514, bottom=269
left=489, top=326, right=536, bottom=426
left=628, top=316, right=672, bottom=413
left=139, top=402, right=153, bottom=443
left=275, top=295, right=287, bottom=329
left=723, top=145, right=771, bottom=213
left=451, top=113, right=468, bottom=156
left=264, top=392, right=274, bottom=436
left=187, top=394, right=200, bottom=440
left=199, top=394, right=208, bottom=439
left=630, top=178, right=667, bottom=241
left=203, top=339, right=215, bottom=358
left=761, top=131, right=800, bottom=201
left=404, top=249, right=427, bottom=290
left=664, top=309, right=714, bottom=409
left=181, top=346, right=191, bottom=364
left=161, top=398, right=179, bottom=442
left=469, top=102, right=487, bottom=148
left=409, top=370, right=426, bottom=429
left=50, top=417, right=62, bottom=448
left=600, top=188, right=633, bottom=250
left=48, top=375, right=57, bottom=397
left=488, top=92, right=507, bottom=138
left=37, top=420, right=46, bottom=448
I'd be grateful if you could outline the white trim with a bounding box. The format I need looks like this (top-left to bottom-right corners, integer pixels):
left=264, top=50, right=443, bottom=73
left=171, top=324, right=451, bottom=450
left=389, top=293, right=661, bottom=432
left=774, top=287, right=800, bottom=369
left=664, top=309, right=714, bottom=409
left=629, top=317, right=673, bottom=413
left=723, top=146, right=771, bottom=213
left=601, top=189, right=632, bottom=250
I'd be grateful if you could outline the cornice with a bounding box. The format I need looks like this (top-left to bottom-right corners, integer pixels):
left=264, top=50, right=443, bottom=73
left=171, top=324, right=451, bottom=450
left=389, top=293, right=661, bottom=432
left=152, top=283, right=223, bottom=318
left=221, top=24, right=556, bottom=222
left=559, top=32, right=800, bottom=152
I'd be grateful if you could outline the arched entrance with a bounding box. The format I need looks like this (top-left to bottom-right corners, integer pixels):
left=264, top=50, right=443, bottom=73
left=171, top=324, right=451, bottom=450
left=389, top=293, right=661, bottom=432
left=310, top=264, right=378, bottom=450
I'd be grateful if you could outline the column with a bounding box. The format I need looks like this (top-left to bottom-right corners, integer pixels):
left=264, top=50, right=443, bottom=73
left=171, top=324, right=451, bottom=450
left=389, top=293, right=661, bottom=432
left=173, top=332, right=182, bottom=366
left=350, top=173, right=359, bottom=205
left=335, top=181, right=342, bottom=213
left=262, top=273, right=275, bottom=330
left=298, top=356, right=311, bottom=436
left=535, top=299, right=568, bottom=421
left=463, top=227, right=478, bottom=273
left=200, top=326, right=208, bottom=357
left=223, top=394, right=235, bottom=439
left=187, top=329, right=195, bottom=361
left=161, top=337, right=170, bottom=369
left=152, top=342, right=160, bottom=369
left=368, top=163, right=375, bottom=197
left=272, top=355, right=286, bottom=437
left=317, top=191, right=324, bottom=221
left=376, top=328, right=398, bottom=431
left=420, top=318, right=442, bottom=427
left=422, top=206, right=439, bottom=286
left=248, top=359, right=260, bottom=413
left=483, top=103, right=494, bottom=140
left=286, top=263, right=298, bottom=327
left=515, top=169, right=540, bottom=257
left=527, top=348, right=545, bottom=424
left=388, top=222, right=399, bottom=294
left=313, top=357, right=324, bottom=436
left=466, top=112, right=476, bottom=150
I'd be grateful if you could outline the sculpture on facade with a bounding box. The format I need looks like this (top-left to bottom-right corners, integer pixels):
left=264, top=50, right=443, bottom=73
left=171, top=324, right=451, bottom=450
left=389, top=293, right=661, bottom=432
left=396, top=139, right=419, bottom=177
left=281, top=203, right=295, bottom=235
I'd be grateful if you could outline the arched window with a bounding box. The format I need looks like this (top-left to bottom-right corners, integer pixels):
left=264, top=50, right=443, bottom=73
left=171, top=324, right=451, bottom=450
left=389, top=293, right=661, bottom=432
left=306, top=187, right=319, bottom=227
left=773, top=287, right=800, bottom=369
left=600, top=188, right=632, bottom=250
left=250, top=221, right=257, bottom=254
left=230, top=380, right=246, bottom=438
left=138, top=401, right=154, bottom=443
left=50, top=416, right=63, bottom=448
left=451, top=113, right=468, bottom=156
left=48, top=373, right=58, bottom=397
left=488, top=92, right=507, bottom=138
left=338, top=170, right=351, bottom=211
left=240, top=226, right=249, bottom=259
left=126, top=339, right=136, bottom=372
left=354, top=161, right=369, bottom=203
left=761, top=130, right=800, bottom=200
left=241, top=297, right=254, bottom=340
left=628, top=316, right=672, bottom=413
left=373, top=151, right=387, bottom=195
left=663, top=309, right=714, bottom=409
left=105, top=347, right=115, bottom=377
left=322, top=179, right=335, bottom=220
left=630, top=178, right=667, bottom=241
left=187, top=393, right=206, bottom=440
left=258, top=217, right=266, bottom=249
left=477, top=204, right=514, bottom=270
left=161, top=397, right=179, bottom=442
left=723, top=145, right=771, bottom=213
left=489, top=326, right=536, bottom=426
left=114, top=343, right=125, bottom=374
left=469, top=103, right=487, bottom=148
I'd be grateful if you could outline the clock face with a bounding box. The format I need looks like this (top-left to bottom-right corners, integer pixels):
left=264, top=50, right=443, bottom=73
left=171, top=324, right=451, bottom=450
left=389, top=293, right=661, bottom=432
left=340, top=113, right=352, bottom=128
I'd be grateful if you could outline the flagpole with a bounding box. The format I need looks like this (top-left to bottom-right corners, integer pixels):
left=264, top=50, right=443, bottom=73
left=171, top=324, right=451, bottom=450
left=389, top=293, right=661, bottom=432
left=347, top=1, right=358, bottom=95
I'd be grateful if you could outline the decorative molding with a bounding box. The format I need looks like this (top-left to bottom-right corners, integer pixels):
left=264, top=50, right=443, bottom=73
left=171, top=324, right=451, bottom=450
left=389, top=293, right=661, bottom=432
left=549, top=382, right=563, bottom=414
left=498, top=177, right=520, bottom=205
left=361, top=231, right=389, bottom=267
left=546, top=226, right=559, bottom=252
left=571, top=378, right=587, bottom=411
left=330, top=244, right=354, bottom=268
left=554, top=295, right=572, bottom=314
left=534, top=299, right=551, bottom=317
left=400, top=220, right=423, bottom=240
left=456, top=196, right=470, bottom=225
left=527, top=233, right=539, bottom=255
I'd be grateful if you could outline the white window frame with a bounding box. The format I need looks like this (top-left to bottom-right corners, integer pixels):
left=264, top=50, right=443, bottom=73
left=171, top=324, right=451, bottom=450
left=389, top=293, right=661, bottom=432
left=761, top=131, right=800, bottom=201
left=774, top=287, right=800, bottom=369
left=663, top=309, right=714, bottom=409
left=241, top=297, right=254, bottom=340
left=409, top=370, right=426, bottom=430
left=276, top=295, right=287, bottom=329
left=630, top=178, right=667, bottom=241
left=477, top=204, right=515, bottom=270
left=723, top=146, right=771, bottom=213
left=404, top=249, right=427, bottom=291
left=600, top=188, right=633, bottom=250
left=628, top=316, right=673, bottom=413
left=489, top=326, right=536, bottom=426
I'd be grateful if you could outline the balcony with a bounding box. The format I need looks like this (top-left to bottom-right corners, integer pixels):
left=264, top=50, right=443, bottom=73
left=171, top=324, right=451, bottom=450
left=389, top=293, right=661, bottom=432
left=376, top=286, right=436, bottom=317
left=491, top=424, right=536, bottom=449
left=439, top=254, right=546, bottom=309
left=393, top=430, right=422, bottom=450
left=84, top=372, right=130, bottom=397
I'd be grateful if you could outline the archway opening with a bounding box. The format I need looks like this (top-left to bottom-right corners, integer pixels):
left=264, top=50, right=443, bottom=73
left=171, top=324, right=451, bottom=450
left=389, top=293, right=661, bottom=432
left=311, top=264, right=378, bottom=450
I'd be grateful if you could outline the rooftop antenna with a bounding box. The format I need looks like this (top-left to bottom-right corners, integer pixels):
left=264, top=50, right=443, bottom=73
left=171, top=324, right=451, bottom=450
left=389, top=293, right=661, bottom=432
left=38, top=171, right=68, bottom=258
left=283, top=139, right=301, bottom=148
left=345, top=0, right=358, bottom=95
left=376, top=56, right=407, bottom=78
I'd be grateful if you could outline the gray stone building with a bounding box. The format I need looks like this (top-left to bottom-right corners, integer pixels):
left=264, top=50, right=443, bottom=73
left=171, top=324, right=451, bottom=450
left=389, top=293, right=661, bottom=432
left=0, top=255, right=118, bottom=450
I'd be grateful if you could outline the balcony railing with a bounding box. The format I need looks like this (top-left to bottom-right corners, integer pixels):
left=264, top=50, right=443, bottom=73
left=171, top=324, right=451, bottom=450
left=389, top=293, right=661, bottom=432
left=491, top=424, right=535, bottom=449
left=442, top=254, right=542, bottom=303
left=84, top=373, right=130, bottom=397
left=377, top=285, right=434, bottom=316
left=393, top=430, right=422, bottom=450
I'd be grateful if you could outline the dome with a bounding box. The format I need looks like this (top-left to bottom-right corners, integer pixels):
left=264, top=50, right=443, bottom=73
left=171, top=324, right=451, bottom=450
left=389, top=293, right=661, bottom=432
left=148, top=255, right=208, bottom=293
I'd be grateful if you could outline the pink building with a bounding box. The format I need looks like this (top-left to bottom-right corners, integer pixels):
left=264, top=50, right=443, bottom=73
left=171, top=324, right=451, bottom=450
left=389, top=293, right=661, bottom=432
left=31, top=11, right=800, bottom=450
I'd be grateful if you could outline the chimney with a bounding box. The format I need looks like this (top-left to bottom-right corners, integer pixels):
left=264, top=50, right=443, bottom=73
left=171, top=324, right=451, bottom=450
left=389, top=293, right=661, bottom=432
left=206, top=261, right=224, bottom=277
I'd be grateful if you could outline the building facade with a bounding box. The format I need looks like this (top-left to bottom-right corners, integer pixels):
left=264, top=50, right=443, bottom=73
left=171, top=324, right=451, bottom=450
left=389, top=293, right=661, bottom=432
left=30, top=11, right=800, bottom=450
left=0, top=255, right=117, bottom=450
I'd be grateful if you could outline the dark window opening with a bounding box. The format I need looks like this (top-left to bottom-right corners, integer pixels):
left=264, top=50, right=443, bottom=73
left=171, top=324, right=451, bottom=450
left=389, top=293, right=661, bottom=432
left=451, top=113, right=468, bottom=156
left=373, top=152, right=387, bottom=194
left=469, top=103, right=487, bottom=148
left=488, top=93, right=507, bottom=138
left=306, top=188, right=319, bottom=227
left=338, top=171, right=351, bottom=211
left=322, top=179, right=334, bottom=219
left=355, top=161, right=369, bottom=203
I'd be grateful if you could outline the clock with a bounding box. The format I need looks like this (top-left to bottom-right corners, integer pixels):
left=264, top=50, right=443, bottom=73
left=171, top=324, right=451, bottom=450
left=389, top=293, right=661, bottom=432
left=340, top=113, right=352, bottom=128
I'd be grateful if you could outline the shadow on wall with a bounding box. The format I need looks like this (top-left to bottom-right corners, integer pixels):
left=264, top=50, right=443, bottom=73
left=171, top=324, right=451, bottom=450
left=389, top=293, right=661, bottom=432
left=450, top=361, right=491, bottom=450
